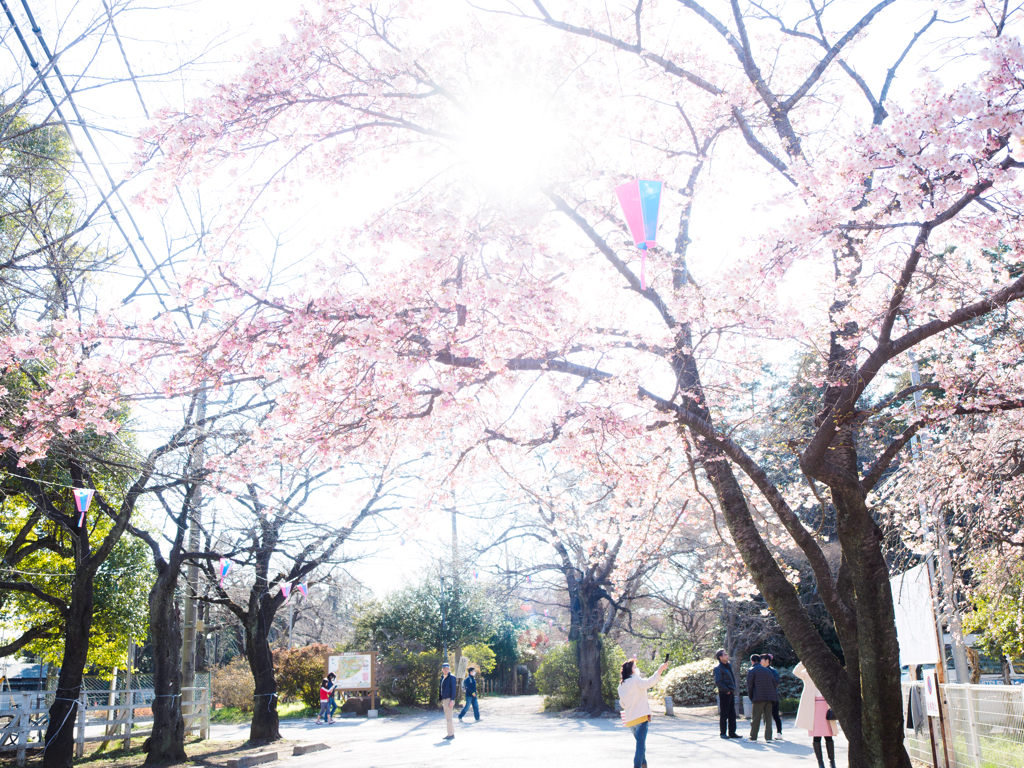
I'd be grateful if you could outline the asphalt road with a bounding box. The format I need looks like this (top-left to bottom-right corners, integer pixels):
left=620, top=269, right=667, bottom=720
left=210, top=696, right=848, bottom=768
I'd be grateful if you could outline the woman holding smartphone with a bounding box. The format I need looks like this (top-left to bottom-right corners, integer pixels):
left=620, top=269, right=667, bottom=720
left=618, top=657, right=670, bottom=768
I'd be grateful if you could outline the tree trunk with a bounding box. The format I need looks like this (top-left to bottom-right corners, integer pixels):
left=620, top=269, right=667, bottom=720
left=833, top=486, right=912, bottom=768
left=576, top=587, right=608, bottom=713
left=42, top=574, right=94, bottom=768
left=144, top=563, right=186, bottom=765
left=246, top=596, right=280, bottom=743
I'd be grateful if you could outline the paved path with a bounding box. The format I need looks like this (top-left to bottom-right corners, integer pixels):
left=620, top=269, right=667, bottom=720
left=211, top=696, right=848, bottom=768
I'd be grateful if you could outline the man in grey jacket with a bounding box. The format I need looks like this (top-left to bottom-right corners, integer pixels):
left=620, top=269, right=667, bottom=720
left=746, top=654, right=780, bottom=742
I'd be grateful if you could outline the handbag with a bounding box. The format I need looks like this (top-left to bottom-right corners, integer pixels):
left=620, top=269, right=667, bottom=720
left=826, top=708, right=837, bottom=721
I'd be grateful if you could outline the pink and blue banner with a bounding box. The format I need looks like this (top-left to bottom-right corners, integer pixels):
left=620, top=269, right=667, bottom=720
left=297, top=583, right=308, bottom=601
left=615, top=179, right=663, bottom=290
left=281, top=583, right=292, bottom=604
left=73, top=488, right=95, bottom=527
left=218, top=558, right=232, bottom=587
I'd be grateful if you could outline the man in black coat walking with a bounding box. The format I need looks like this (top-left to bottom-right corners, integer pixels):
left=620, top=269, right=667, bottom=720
left=713, top=649, right=740, bottom=739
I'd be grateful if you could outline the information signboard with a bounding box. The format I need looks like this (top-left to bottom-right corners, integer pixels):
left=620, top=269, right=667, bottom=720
left=326, top=653, right=375, bottom=691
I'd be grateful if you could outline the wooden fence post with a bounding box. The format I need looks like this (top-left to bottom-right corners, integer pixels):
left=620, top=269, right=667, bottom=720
left=16, top=693, right=30, bottom=768
left=200, top=687, right=209, bottom=740
left=122, top=690, right=133, bottom=751
left=963, top=685, right=983, bottom=768
left=75, top=692, right=86, bottom=758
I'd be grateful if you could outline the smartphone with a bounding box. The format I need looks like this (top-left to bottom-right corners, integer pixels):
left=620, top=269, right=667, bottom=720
left=663, top=653, right=670, bottom=664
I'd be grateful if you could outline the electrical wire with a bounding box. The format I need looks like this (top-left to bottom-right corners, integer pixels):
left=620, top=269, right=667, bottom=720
left=1, top=0, right=170, bottom=310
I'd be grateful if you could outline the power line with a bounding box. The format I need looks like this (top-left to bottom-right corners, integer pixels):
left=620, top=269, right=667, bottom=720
left=2, top=0, right=170, bottom=310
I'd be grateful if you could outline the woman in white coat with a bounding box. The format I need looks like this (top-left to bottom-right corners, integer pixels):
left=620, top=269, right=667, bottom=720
left=794, top=662, right=837, bottom=768
left=618, top=658, right=669, bottom=768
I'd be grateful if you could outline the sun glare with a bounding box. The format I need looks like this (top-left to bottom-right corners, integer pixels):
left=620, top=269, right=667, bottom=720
left=457, top=87, right=565, bottom=199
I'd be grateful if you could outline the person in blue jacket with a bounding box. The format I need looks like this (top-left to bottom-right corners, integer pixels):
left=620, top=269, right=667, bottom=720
left=458, top=667, right=480, bottom=722
left=439, top=662, right=457, bottom=740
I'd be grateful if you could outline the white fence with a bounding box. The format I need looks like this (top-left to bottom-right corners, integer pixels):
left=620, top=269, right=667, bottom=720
left=0, top=687, right=210, bottom=767
left=903, top=682, right=1024, bottom=768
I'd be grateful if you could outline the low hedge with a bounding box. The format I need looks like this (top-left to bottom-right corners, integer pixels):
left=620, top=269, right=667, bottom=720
left=654, top=658, right=718, bottom=706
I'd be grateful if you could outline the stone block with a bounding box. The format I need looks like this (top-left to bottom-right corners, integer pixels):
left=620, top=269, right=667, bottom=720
left=226, top=751, right=277, bottom=768
left=292, top=743, right=329, bottom=756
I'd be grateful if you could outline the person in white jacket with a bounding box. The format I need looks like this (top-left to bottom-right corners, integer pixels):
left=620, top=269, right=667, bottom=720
left=794, top=662, right=837, bottom=768
left=617, top=658, right=669, bottom=768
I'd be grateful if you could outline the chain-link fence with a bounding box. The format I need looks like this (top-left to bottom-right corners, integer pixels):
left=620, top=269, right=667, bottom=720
left=903, top=682, right=1024, bottom=768
left=74, top=673, right=210, bottom=694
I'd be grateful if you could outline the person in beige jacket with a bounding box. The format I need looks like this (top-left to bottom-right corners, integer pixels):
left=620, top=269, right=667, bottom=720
left=794, top=662, right=837, bottom=768
left=617, top=658, right=669, bottom=768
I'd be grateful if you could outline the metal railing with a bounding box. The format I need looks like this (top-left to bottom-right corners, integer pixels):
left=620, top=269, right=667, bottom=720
left=903, top=682, right=1024, bottom=768
left=0, top=686, right=210, bottom=767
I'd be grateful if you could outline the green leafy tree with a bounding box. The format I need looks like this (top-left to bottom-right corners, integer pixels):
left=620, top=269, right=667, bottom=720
left=354, top=569, right=493, bottom=704
left=462, top=643, right=496, bottom=675
left=273, top=643, right=333, bottom=708
left=964, top=550, right=1024, bottom=661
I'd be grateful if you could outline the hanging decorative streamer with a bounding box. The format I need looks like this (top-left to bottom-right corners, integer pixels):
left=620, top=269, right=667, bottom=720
left=614, top=179, right=663, bottom=290
left=218, top=558, right=232, bottom=587
left=298, top=583, right=308, bottom=601
left=73, top=489, right=95, bottom=527
left=280, top=583, right=292, bottom=604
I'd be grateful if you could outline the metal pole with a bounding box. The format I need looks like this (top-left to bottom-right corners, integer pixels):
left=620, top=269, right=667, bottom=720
left=181, top=387, right=207, bottom=717
left=440, top=573, right=447, bottom=663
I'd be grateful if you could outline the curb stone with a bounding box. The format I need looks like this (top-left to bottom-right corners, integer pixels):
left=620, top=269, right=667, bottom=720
left=227, top=751, right=277, bottom=768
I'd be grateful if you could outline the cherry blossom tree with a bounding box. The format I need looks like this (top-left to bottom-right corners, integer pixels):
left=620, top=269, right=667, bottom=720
left=199, top=450, right=410, bottom=743
left=137, top=2, right=1024, bottom=765
left=473, top=439, right=699, bottom=712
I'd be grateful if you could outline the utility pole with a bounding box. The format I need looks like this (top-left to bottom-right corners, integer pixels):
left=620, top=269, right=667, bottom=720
left=287, top=601, right=296, bottom=650
left=180, top=387, right=207, bottom=717
left=909, top=354, right=970, bottom=683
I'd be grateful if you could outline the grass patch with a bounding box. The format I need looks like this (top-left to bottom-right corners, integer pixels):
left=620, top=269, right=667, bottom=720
left=279, top=701, right=316, bottom=720
left=209, top=700, right=316, bottom=724
left=209, top=706, right=251, bottom=724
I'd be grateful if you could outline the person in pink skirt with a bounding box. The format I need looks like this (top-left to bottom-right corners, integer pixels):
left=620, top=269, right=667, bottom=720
left=794, top=662, right=836, bottom=768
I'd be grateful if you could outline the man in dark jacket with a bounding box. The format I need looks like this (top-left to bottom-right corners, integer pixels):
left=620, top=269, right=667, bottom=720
left=439, top=662, right=457, bottom=740
left=747, top=654, right=780, bottom=742
left=458, top=667, right=480, bottom=722
left=713, top=649, right=740, bottom=739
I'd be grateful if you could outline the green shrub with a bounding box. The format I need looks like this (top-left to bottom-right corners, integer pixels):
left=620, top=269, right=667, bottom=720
left=602, top=643, right=628, bottom=705
left=212, top=656, right=255, bottom=712
left=462, top=643, right=497, bottom=675
left=378, top=648, right=441, bottom=706
left=536, top=642, right=579, bottom=710
left=779, top=696, right=799, bottom=713
left=776, top=668, right=802, bottom=699
left=654, top=658, right=718, bottom=706
left=273, top=643, right=332, bottom=709
left=536, top=641, right=627, bottom=711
